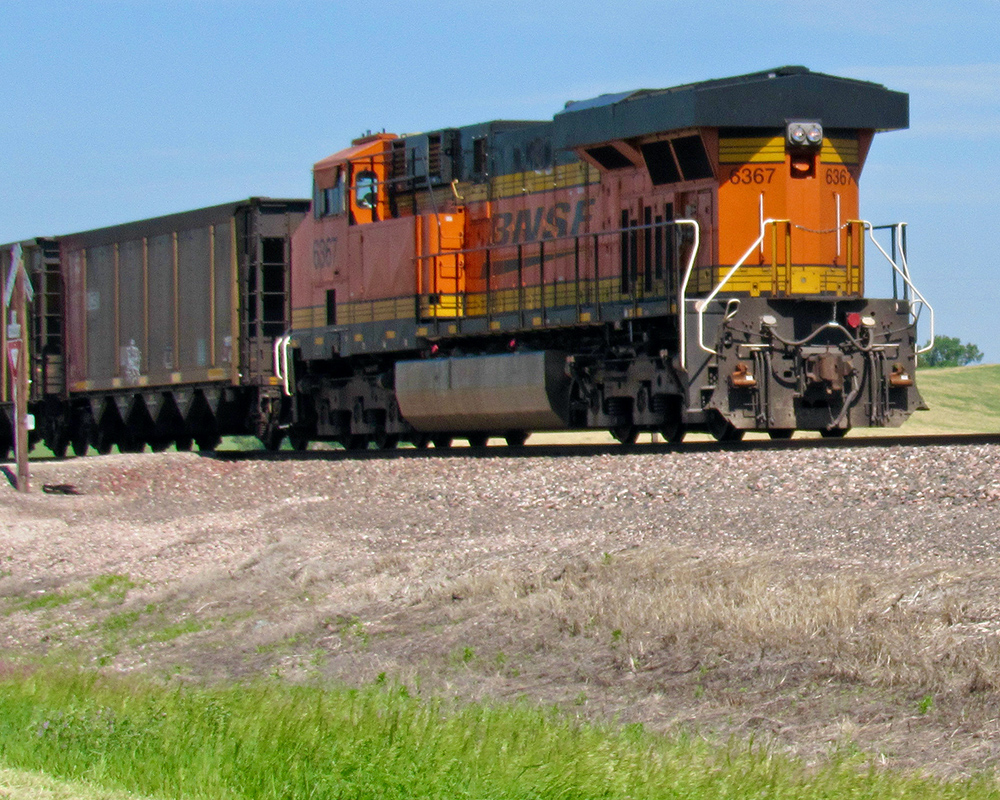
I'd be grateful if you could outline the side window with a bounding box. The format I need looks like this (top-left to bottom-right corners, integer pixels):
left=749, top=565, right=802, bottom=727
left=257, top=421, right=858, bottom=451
left=315, top=167, right=346, bottom=218
left=355, top=170, right=378, bottom=210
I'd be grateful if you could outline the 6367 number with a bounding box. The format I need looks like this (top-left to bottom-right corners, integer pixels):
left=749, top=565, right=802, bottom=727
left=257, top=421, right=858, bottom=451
left=729, top=166, right=776, bottom=185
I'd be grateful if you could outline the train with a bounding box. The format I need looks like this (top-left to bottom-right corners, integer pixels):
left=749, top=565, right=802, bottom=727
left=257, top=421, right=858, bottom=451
left=1, top=66, right=931, bottom=459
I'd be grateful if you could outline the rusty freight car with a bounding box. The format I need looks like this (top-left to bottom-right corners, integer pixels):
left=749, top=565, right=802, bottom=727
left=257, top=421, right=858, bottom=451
left=1, top=198, right=308, bottom=458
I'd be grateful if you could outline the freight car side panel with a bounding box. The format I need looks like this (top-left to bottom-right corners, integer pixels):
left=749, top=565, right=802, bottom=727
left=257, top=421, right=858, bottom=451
left=63, top=210, right=246, bottom=392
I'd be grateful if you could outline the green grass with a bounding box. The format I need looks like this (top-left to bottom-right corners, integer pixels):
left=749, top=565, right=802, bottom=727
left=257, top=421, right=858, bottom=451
left=906, top=363, right=1000, bottom=434
left=0, top=669, right=995, bottom=800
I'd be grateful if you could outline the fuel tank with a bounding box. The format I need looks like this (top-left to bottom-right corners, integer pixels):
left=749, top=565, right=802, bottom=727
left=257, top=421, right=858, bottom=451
left=395, top=351, right=570, bottom=432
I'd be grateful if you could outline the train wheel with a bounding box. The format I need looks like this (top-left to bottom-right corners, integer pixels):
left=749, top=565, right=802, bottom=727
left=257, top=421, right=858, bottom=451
left=610, top=425, right=638, bottom=445
left=660, top=420, right=685, bottom=444
left=768, top=429, right=794, bottom=440
left=289, top=431, right=311, bottom=451
left=94, top=427, right=115, bottom=456
left=262, top=428, right=284, bottom=451
left=47, top=435, right=69, bottom=459
left=708, top=414, right=744, bottom=442
left=431, top=435, right=453, bottom=450
left=373, top=431, right=398, bottom=450
left=467, top=433, right=488, bottom=448
left=196, top=434, right=221, bottom=452
left=344, top=434, right=369, bottom=451
left=504, top=431, right=528, bottom=448
left=71, top=432, right=89, bottom=457
left=410, top=434, right=430, bottom=450
left=0, top=439, right=9, bottom=461
left=149, top=437, right=172, bottom=452
left=174, top=435, right=193, bottom=452
left=820, top=427, right=849, bottom=438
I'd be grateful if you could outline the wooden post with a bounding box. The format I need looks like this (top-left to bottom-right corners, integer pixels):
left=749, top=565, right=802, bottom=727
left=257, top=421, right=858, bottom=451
left=4, top=244, right=29, bottom=492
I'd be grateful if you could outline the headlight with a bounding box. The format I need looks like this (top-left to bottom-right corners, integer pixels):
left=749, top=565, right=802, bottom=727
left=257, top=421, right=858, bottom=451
left=786, top=120, right=823, bottom=148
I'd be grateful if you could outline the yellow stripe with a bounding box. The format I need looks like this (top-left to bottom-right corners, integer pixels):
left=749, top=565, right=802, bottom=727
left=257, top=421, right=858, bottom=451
left=821, top=138, right=859, bottom=165
left=719, top=137, right=785, bottom=164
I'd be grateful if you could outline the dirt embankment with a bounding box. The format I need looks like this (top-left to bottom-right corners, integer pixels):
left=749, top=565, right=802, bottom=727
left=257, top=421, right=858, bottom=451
left=2, top=445, right=1000, bottom=779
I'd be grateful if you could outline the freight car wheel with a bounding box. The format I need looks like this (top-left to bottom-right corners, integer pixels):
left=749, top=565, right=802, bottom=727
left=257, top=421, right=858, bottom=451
left=820, top=428, right=849, bottom=439
left=149, top=437, right=172, bottom=452
left=373, top=431, right=398, bottom=450
left=504, top=431, right=528, bottom=448
left=174, top=436, right=193, bottom=452
left=288, top=432, right=311, bottom=451
left=196, top=434, right=221, bottom=452
left=94, top=427, right=115, bottom=456
left=343, top=434, right=369, bottom=451
left=48, top=436, right=69, bottom=459
left=610, top=425, right=639, bottom=445
left=467, top=433, right=488, bottom=448
left=768, top=429, right=794, bottom=440
left=431, top=436, right=453, bottom=450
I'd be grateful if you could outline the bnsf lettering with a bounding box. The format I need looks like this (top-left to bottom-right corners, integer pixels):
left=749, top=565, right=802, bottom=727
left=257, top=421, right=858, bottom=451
left=491, top=198, right=595, bottom=246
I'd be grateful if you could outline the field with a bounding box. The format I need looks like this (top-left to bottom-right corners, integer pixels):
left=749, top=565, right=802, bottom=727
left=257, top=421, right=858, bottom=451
left=0, top=364, right=999, bottom=798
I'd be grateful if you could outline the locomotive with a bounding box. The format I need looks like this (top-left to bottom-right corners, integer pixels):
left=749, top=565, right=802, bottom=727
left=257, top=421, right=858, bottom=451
left=1, top=67, right=931, bottom=458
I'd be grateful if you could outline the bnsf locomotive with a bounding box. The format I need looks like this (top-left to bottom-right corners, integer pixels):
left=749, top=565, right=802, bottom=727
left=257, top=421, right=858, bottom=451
left=1, top=67, right=931, bottom=458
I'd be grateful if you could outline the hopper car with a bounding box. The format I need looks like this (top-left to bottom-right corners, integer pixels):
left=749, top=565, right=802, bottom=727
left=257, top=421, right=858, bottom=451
left=0, top=67, right=931, bottom=458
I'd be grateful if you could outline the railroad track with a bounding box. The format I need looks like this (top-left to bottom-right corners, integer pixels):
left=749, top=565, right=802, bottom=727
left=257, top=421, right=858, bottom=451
left=209, top=432, right=1000, bottom=463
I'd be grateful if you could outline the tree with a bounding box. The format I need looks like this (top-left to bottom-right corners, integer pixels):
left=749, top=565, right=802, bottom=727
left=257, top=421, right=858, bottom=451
left=919, top=335, right=984, bottom=368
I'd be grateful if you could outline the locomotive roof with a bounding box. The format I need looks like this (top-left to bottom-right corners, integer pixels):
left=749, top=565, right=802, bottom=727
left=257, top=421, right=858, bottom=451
left=554, top=66, right=908, bottom=149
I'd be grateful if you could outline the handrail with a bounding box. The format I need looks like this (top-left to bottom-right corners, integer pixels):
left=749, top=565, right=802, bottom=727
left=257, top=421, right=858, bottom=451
left=690, top=218, right=787, bottom=359
left=674, top=219, right=701, bottom=369
left=862, top=221, right=934, bottom=354
left=273, top=333, right=293, bottom=396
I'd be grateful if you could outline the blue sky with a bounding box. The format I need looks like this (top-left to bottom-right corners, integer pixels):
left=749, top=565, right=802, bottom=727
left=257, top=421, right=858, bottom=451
left=2, top=0, right=998, bottom=360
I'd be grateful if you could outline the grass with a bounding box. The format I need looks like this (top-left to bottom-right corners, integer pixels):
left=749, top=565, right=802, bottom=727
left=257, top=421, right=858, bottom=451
left=0, top=669, right=995, bottom=800
left=904, top=363, right=1000, bottom=434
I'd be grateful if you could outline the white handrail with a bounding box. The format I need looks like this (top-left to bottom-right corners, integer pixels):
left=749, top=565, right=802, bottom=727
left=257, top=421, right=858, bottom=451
left=273, top=333, right=293, bottom=396
left=675, top=219, right=701, bottom=370
left=691, top=218, right=785, bottom=358
left=863, top=221, right=934, bottom=354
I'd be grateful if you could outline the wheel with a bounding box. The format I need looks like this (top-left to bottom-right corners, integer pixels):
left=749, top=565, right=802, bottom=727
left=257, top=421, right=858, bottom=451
left=196, top=434, right=221, bottom=452
left=707, top=413, right=744, bottom=443
left=820, top=427, right=849, bottom=439
left=659, top=418, right=685, bottom=444
left=0, top=440, right=9, bottom=461
left=47, top=435, right=69, bottom=459
left=504, top=431, right=528, bottom=448
left=343, top=434, right=369, bottom=451
left=94, top=427, right=115, bottom=456
left=768, top=429, right=794, bottom=440
left=466, top=433, right=488, bottom=448
left=174, top=435, right=193, bottom=452
left=610, top=425, right=638, bottom=445
left=431, top=436, right=453, bottom=450
left=410, top=434, right=430, bottom=450
left=289, top=431, right=311, bottom=451
left=149, top=437, right=172, bottom=453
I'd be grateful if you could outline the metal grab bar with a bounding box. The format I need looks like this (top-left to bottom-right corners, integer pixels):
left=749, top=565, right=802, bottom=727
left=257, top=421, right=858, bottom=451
left=674, top=219, right=701, bottom=370
left=273, top=333, right=293, bottom=396
left=687, top=218, right=787, bottom=360
left=863, top=221, right=934, bottom=354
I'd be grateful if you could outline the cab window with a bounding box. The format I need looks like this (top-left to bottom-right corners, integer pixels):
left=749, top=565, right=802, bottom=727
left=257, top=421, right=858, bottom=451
left=355, top=170, right=378, bottom=210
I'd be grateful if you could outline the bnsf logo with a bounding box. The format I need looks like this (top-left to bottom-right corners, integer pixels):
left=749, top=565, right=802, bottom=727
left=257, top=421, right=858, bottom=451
left=491, top=198, right=596, bottom=246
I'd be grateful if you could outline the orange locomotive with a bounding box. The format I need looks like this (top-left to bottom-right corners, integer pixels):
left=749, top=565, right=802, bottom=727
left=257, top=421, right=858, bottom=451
left=279, top=66, right=929, bottom=448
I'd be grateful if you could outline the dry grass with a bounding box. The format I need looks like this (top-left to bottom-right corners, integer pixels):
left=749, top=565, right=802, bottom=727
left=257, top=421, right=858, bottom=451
left=443, top=547, right=1000, bottom=695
